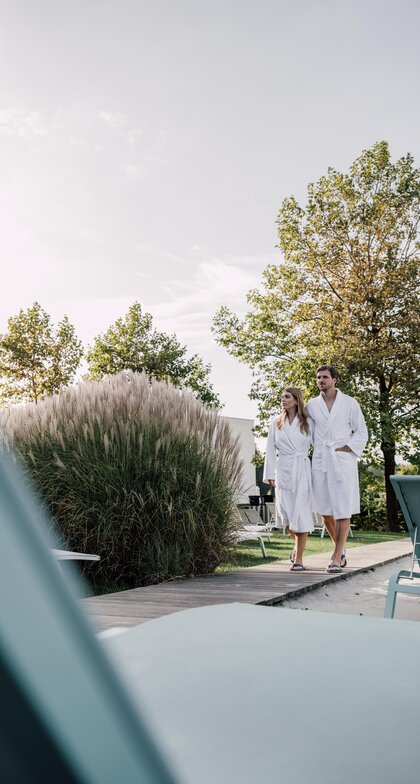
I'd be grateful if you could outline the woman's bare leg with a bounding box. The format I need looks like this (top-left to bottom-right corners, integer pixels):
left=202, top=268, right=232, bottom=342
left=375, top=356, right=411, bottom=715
left=295, top=532, right=308, bottom=565
left=288, top=527, right=297, bottom=561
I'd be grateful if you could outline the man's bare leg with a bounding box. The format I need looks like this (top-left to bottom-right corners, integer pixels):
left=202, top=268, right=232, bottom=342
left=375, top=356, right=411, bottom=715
left=331, top=518, right=350, bottom=566
left=322, top=515, right=336, bottom=543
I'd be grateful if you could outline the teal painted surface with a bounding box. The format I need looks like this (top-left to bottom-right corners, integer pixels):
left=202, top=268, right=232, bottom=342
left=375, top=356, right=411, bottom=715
left=0, top=455, right=179, bottom=784
left=385, top=475, right=420, bottom=617
left=390, top=475, right=420, bottom=538
left=105, top=601, right=420, bottom=784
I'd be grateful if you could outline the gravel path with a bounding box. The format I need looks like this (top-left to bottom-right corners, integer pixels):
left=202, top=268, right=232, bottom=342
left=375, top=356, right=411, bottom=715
left=278, top=556, right=420, bottom=621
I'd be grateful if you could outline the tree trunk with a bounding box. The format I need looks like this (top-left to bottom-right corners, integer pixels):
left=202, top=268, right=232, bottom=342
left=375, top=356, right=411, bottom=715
left=381, top=441, right=400, bottom=531
left=378, top=374, right=399, bottom=531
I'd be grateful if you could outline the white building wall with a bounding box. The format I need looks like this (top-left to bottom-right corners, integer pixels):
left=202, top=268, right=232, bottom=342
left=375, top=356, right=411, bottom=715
left=224, top=416, right=259, bottom=504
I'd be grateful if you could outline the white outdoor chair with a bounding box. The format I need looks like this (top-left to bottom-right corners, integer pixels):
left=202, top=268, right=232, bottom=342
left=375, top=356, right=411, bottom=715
left=52, top=549, right=100, bottom=561
left=236, top=507, right=273, bottom=557
left=312, top=513, right=354, bottom=538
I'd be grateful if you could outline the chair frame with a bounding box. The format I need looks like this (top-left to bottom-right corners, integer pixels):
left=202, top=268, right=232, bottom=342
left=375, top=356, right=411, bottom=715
left=384, top=475, right=420, bottom=619
left=236, top=507, right=274, bottom=558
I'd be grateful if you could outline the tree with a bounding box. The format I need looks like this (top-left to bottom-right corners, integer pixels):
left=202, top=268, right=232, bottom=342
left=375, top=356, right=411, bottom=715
left=213, top=142, right=420, bottom=530
left=0, top=302, right=83, bottom=405
left=86, top=302, right=221, bottom=407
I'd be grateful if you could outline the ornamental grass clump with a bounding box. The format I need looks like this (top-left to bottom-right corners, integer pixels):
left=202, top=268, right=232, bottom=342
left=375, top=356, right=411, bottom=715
left=1, top=372, right=244, bottom=590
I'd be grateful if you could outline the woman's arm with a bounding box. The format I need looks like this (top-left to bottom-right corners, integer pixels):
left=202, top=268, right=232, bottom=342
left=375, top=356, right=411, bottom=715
left=263, top=419, right=277, bottom=484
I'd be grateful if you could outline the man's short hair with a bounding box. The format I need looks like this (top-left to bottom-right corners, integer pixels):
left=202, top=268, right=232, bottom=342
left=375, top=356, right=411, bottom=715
left=316, top=364, right=340, bottom=380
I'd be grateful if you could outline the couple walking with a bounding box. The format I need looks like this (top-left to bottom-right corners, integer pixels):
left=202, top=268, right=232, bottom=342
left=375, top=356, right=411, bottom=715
left=263, top=365, right=368, bottom=573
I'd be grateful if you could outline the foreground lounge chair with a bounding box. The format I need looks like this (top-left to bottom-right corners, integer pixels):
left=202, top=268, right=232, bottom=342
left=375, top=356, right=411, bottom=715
left=0, top=454, right=176, bottom=784
left=384, top=475, right=420, bottom=618
left=103, top=601, right=420, bottom=784
left=1, top=454, right=420, bottom=783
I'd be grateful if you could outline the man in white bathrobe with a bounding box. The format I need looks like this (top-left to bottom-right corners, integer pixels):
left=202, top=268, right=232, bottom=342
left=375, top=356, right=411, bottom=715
left=307, top=365, right=368, bottom=573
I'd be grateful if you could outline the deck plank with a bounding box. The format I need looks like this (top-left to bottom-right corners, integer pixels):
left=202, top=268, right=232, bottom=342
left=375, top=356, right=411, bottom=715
left=82, top=539, right=411, bottom=632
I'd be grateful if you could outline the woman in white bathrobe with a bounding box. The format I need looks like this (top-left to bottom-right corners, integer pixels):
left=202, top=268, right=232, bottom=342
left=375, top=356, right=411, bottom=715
left=263, top=387, right=313, bottom=571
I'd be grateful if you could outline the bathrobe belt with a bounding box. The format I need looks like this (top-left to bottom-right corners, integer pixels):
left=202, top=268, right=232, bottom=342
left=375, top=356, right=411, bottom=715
left=288, top=453, right=311, bottom=492
left=290, top=453, right=313, bottom=524
left=278, top=450, right=311, bottom=491
left=320, top=441, right=343, bottom=482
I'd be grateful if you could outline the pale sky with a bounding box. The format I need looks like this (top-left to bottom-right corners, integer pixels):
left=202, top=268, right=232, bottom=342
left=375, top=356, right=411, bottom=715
left=1, top=0, right=419, bottom=420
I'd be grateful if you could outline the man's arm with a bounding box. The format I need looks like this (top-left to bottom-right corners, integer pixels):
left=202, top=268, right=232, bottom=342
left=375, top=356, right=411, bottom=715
left=345, top=400, right=368, bottom=456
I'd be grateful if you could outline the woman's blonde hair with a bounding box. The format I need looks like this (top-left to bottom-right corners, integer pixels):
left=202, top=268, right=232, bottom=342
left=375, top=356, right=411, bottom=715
left=277, top=387, right=309, bottom=435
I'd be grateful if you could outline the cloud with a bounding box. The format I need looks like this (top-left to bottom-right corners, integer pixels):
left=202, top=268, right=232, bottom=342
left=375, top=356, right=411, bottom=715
left=189, top=244, right=207, bottom=252
left=97, top=109, right=129, bottom=129
left=0, top=100, right=148, bottom=152
left=149, top=252, right=276, bottom=349
left=127, top=128, right=144, bottom=145
left=0, top=106, right=56, bottom=138
left=34, top=251, right=274, bottom=353
left=121, top=163, right=145, bottom=181
left=132, top=244, right=189, bottom=265
left=161, top=255, right=271, bottom=313
left=96, top=108, right=146, bottom=150
left=0, top=99, right=166, bottom=192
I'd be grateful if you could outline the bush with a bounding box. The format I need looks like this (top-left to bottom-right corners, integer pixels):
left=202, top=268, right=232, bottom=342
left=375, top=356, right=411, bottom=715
left=1, top=372, right=243, bottom=590
left=354, top=461, right=387, bottom=530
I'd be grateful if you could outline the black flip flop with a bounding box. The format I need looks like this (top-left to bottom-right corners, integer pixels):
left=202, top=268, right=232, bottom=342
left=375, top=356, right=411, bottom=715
left=326, top=563, right=342, bottom=574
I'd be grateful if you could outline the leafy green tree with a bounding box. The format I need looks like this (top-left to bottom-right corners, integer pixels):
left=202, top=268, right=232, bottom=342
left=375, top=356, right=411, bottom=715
left=0, top=302, right=83, bottom=405
left=397, top=464, right=420, bottom=475
left=86, top=302, right=220, bottom=407
left=213, top=142, right=420, bottom=530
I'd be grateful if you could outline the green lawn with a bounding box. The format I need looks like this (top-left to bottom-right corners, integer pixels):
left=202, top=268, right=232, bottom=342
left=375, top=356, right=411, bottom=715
left=85, top=528, right=407, bottom=596
left=216, top=529, right=407, bottom=573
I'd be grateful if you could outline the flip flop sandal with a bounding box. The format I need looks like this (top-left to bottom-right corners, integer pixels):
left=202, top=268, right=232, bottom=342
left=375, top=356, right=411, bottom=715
left=290, top=547, right=297, bottom=563
left=326, top=563, right=342, bottom=574
left=290, top=563, right=306, bottom=572
left=340, top=551, right=347, bottom=568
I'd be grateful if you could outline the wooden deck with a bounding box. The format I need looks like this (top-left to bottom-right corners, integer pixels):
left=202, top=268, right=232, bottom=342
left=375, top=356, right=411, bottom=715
left=82, top=539, right=411, bottom=632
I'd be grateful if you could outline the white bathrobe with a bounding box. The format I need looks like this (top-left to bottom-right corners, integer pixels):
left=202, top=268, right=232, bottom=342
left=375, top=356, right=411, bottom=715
left=263, top=416, right=314, bottom=533
left=306, top=389, right=368, bottom=519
